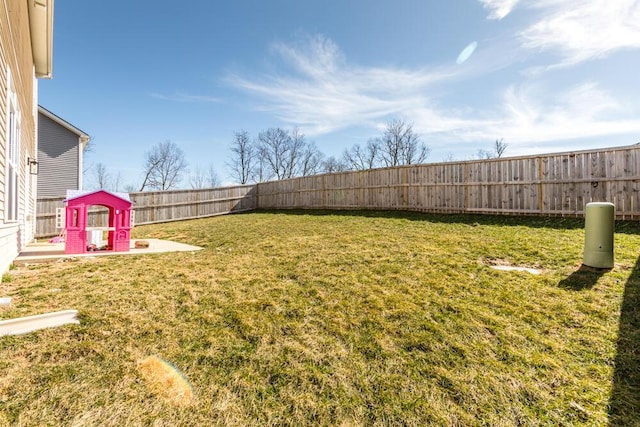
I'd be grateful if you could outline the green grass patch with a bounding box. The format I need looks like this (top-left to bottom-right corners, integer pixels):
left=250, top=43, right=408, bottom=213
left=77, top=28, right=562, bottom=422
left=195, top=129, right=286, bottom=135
left=1, top=210, right=639, bottom=425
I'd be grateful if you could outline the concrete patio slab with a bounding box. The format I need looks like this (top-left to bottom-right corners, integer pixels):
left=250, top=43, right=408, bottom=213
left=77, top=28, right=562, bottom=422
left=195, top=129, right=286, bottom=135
left=14, top=239, right=203, bottom=265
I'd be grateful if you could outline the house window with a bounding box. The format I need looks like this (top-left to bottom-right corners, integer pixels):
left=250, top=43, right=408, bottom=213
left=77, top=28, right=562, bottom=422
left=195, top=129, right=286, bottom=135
left=5, top=71, right=21, bottom=222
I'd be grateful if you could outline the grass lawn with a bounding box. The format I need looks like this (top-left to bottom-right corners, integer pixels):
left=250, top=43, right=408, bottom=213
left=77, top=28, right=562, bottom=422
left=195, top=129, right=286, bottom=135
left=1, top=210, right=639, bottom=426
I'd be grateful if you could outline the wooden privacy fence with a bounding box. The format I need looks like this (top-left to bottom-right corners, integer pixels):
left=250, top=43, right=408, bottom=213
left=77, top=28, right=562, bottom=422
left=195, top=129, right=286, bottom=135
left=256, top=144, right=640, bottom=218
left=35, top=144, right=640, bottom=237
left=35, top=185, right=256, bottom=238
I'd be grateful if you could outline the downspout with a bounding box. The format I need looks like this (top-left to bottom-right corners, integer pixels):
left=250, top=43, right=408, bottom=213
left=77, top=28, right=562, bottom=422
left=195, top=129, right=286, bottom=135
left=78, top=137, right=83, bottom=190
left=78, top=135, right=90, bottom=190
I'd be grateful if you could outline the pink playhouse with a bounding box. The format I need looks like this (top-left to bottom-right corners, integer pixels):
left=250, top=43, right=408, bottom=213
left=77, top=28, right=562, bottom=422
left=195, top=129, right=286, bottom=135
left=63, top=190, right=133, bottom=254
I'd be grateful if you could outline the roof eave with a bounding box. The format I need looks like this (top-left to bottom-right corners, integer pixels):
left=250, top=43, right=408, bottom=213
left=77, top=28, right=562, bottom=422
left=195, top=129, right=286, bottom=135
left=28, top=0, right=55, bottom=79
left=38, top=105, right=91, bottom=145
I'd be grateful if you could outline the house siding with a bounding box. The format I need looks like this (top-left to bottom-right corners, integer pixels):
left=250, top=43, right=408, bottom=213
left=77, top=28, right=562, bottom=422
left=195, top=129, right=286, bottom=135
left=38, top=113, right=81, bottom=197
left=1, top=0, right=39, bottom=276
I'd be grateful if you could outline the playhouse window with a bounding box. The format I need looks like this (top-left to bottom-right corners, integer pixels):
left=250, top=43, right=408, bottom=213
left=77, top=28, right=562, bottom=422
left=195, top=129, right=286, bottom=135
left=4, top=70, right=20, bottom=223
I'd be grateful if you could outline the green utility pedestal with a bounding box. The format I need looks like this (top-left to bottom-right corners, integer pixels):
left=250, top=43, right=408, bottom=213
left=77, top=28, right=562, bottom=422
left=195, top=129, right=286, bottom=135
left=583, top=202, right=615, bottom=269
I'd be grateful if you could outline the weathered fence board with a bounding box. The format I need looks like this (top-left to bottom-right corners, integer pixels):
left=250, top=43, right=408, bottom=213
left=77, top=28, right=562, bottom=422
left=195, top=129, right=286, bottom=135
left=36, top=145, right=640, bottom=237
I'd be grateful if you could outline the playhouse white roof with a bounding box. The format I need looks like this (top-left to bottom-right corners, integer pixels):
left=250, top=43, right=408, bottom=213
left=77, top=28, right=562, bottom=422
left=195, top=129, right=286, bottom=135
left=65, top=189, right=131, bottom=202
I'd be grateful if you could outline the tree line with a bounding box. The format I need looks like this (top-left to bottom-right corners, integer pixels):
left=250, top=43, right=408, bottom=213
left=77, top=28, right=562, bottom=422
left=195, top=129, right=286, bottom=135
left=89, top=119, right=506, bottom=191
left=227, top=119, right=432, bottom=184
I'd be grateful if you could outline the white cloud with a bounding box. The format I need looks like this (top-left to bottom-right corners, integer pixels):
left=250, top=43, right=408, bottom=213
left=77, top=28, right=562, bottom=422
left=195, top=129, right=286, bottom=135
left=479, top=0, right=520, bottom=19
left=520, top=0, right=640, bottom=67
left=415, top=81, right=640, bottom=150
left=227, top=34, right=454, bottom=136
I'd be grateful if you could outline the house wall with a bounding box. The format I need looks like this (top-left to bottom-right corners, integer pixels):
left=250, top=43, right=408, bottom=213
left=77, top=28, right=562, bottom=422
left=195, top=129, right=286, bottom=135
left=0, top=0, right=39, bottom=275
left=38, top=113, right=81, bottom=197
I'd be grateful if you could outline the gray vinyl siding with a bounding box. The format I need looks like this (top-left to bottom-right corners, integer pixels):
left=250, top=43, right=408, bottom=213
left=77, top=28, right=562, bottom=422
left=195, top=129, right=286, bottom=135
left=37, top=113, right=80, bottom=197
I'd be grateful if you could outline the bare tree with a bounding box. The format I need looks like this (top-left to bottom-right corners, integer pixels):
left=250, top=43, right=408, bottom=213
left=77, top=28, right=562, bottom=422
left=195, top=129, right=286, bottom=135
left=190, top=163, right=220, bottom=189
left=82, top=140, right=94, bottom=175
left=139, top=140, right=187, bottom=191
left=495, top=138, right=507, bottom=158
left=189, top=165, right=208, bottom=189
left=227, top=130, right=255, bottom=184
left=253, top=147, right=272, bottom=183
left=124, top=183, right=138, bottom=193
left=92, top=162, right=112, bottom=190
left=229, top=127, right=326, bottom=181
left=322, top=156, right=347, bottom=173
left=476, top=139, right=508, bottom=160
left=258, top=127, right=325, bottom=179
left=113, top=171, right=122, bottom=192
left=342, top=140, right=380, bottom=170
left=476, top=148, right=494, bottom=159
left=376, top=119, right=430, bottom=167
left=285, top=127, right=307, bottom=179
left=257, top=127, right=297, bottom=180
left=298, top=141, right=324, bottom=176
left=442, top=152, right=457, bottom=162
left=208, top=164, right=220, bottom=187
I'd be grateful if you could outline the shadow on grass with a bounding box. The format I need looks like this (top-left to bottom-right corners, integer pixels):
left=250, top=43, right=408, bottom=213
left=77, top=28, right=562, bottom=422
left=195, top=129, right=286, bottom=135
left=558, top=265, right=609, bottom=290
left=252, top=209, right=640, bottom=235
left=608, top=254, right=640, bottom=426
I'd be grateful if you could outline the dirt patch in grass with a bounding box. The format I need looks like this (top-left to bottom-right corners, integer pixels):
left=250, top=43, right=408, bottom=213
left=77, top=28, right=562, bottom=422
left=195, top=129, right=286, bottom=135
left=482, top=258, right=545, bottom=274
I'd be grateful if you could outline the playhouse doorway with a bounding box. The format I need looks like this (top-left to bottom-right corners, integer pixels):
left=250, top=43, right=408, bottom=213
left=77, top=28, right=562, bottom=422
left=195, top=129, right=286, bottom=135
left=86, top=204, right=112, bottom=251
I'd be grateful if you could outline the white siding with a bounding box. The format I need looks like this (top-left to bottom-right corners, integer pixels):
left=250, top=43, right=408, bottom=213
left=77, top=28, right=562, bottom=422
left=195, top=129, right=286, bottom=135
left=1, top=0, right=39, bottom=278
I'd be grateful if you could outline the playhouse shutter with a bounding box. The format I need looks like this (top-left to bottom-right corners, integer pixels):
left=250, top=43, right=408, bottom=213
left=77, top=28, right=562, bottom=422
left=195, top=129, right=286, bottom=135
left=55, top=208, right=65, bottom=229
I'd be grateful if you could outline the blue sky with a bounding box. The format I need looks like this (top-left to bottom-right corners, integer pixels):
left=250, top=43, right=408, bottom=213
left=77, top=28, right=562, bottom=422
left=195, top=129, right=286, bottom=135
left=39, top=0, right=640, bottom=189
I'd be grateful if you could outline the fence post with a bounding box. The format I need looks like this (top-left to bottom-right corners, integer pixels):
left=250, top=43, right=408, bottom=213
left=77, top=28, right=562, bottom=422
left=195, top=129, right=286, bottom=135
left=464, top=163, right=470, bottom=212
left=537, top=157, right=544, bottom=214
